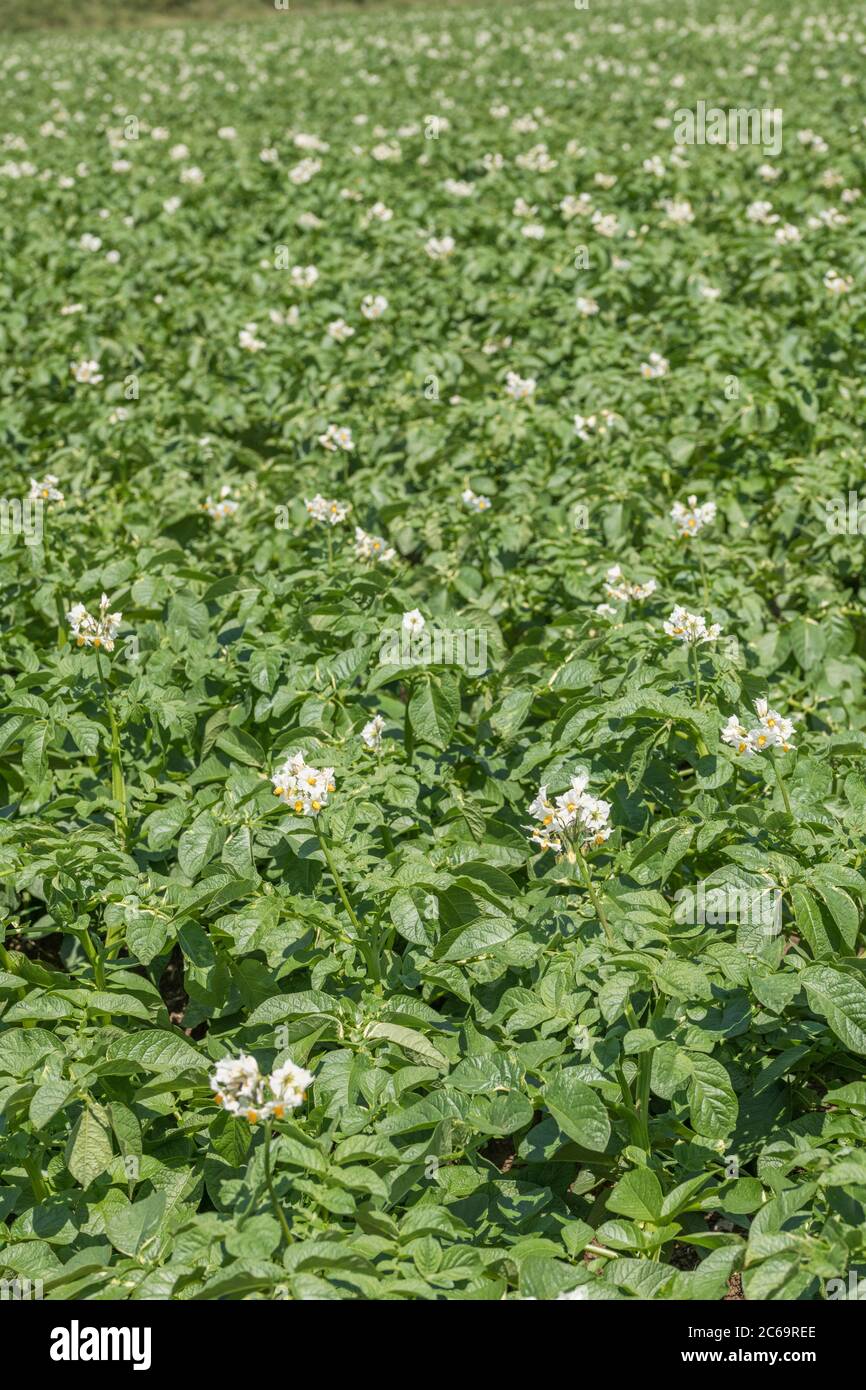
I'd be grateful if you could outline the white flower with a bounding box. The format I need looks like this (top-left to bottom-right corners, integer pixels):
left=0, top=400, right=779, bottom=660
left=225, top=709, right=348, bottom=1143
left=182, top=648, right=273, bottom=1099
left=505, top=370, right=535, bottom=400
left=364, top=200, right=393, bottom=224
left=239, top=323, right=265, bottom=352
left=203, top=485, right=238, bottom=521
left=424, top=235, right=455, bottom=260
left=663, top=605, right=721, bottom=645
left=318, top=424, right=354, bottom=452
left=290, top=264, right=319, bottom=288
left=824, top=268, right=853, bottom=294
left=722, top=698, right=796, bottom=755
left=78, top=233, right=102, bottom=251
left=659, top=197, right=694, bottom=224
left=109, top=407, right=129, bottom=425
left=306, top=494, right=351, bottom=526
left=361, top=714, right=386, bottom=750
left=526, top=770, right=612, bottom=851
left=217, top=126, right=237, bottom=141
left=268, top=1058, right=314, bottom=1114
left=70, top=359, right=103, bottom=385
left=259, top=147, right=279, bottom=164
left=576, top=295, right=599, bottom=316
left=60, top=303, right=84, bottom=316
left=210, top=1053, right=312, bottom=1122
left=179, top=165, right=205, bottom=185
left=169, top=143, right=189, bottom=161
left=271, top=750, right=335, bottom=816
left=462, top=487, right=492, bottom=512
left=360, top=293, right=388, bottom=320
left=402, top=609, right=425, bottom=635
left=443, top=178, right=474, bottom=197
left=66, top=593, right=123, bottom=652
left=289, top=157, right=321, bottom=185
left=560, top=193, right=593, bottom=219
left=591, top=210, right=620, bottom=238
left=670, top=495, right=716, bottom=537
left=522, top=223, right=545, bottom=240
left=354, top=526, right=395, bottom=563
left=603, top=564, right=656, bottom=603
left=643, top=155, right=665, bottom=176
left=327, top=317, right=355, bottom=342
left=573, top=409, right=622, bottom=441
left=163, top=195, right=182, bottom=214
left=640, top=351, right=669, bottom=379
left=746, top=199, right=778, bottom=225
left=28, top=474, right=64, bottom=503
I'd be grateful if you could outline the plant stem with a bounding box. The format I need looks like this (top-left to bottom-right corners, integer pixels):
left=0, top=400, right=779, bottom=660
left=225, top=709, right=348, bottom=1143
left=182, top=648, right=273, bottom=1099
left=698, top=545, right=710, bottom=612
left=319, top=833, right=380, bottom=981
left=263, top=1122, right=293, bottom=1247
left=95, top=650, right=128, bottom=848
left=772, top=756, right=793, bottom=815
left=576, top=847, right=614, bottom=947
left=690, top=642, right=702, bottom=708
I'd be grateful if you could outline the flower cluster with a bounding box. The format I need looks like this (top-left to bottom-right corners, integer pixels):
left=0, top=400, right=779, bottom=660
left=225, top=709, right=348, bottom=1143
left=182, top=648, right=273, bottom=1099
left=640, top=351, right=669, bottom=379
left=354, top=526, right=395, bottom=563
left=526, top=770, right=612, bottom=853
left=603, top=564, right=656, bottom=603
left=28, top=474, right=64, bottom=503
left=462, top=487, right=491, bottom=512
left=318, top=424, right=354, bottom=452
left=210, top=1053, right=313, bottom=1124
left=271, top=751, right=335, bottom=815
left=306, top=494, right=351, bottom=525
left=505, top=370, right=536, bottom=400
left=573, top=409, right=622, bottom=441
left=202, top=485, right=238, bottom=521
left=663, top=606, right=721, bottom=644
left=721, top=698, right=796, bottom=756
left=671, top=495, right=716, bottom=537
left=67, top=594, right=123, bottom=651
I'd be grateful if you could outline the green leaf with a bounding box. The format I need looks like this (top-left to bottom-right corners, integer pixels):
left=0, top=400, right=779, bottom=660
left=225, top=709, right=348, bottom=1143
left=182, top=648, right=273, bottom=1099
left=544, top=1071, right=611, bottom=1151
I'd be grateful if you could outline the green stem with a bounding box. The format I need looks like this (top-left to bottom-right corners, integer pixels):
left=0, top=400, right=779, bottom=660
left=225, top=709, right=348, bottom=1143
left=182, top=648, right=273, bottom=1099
left=263, top=1123, right=293, bottom=1247
left=319, top=833, right=380, bottom=981
left=576, top=847, right=614, bottom=947
left=95, top=650, right=128, bottom=848
left=690, top=642, right=702, bottom=708
left=697, top=545, right=710, bottom=612
left=772, top=756, right=793, bottom=816
left=326, top=529, right=333, bottom=573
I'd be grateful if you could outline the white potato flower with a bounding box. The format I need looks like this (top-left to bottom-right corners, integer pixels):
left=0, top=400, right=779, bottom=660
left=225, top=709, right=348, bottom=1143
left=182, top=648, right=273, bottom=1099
left=505, top=370, right=536, bottom=400
left=721, top=698, right=796, bottom=755
left=203, top=485, right=238, bottom=521
left=663, top=605, right=721, bottom=644
left=354, top=526, right=394, bottom=563
left=306, top=494, right=351, bottom=525
left=318, top=424, right=354, bottom=452
left=210, top=1053, right=313, bottom=1123
left=271, top=750, right=335, bottom=816
left=70, top=358, right=103, bottom=384
left=462, top=487, right=492, bottom=512
left=67, top=593, right=123, bottom=652
left=327, top=317, right=354, bottom=342
left=360, top=294, right=388, bottom=320
left=28, top=474, right=64, bottom=503
left=402, top=609, right=425, bottom=635
left=361, top=714, right=386, bottom=750
left=603, top=564, right=656, bottom=603
left=640, top=351, right=669, bottom=379
left=424, top=235, right=455, bottom=260
left=526, top=770, right=612, bottom=852
left=670, top=495, right=716, bottom=537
